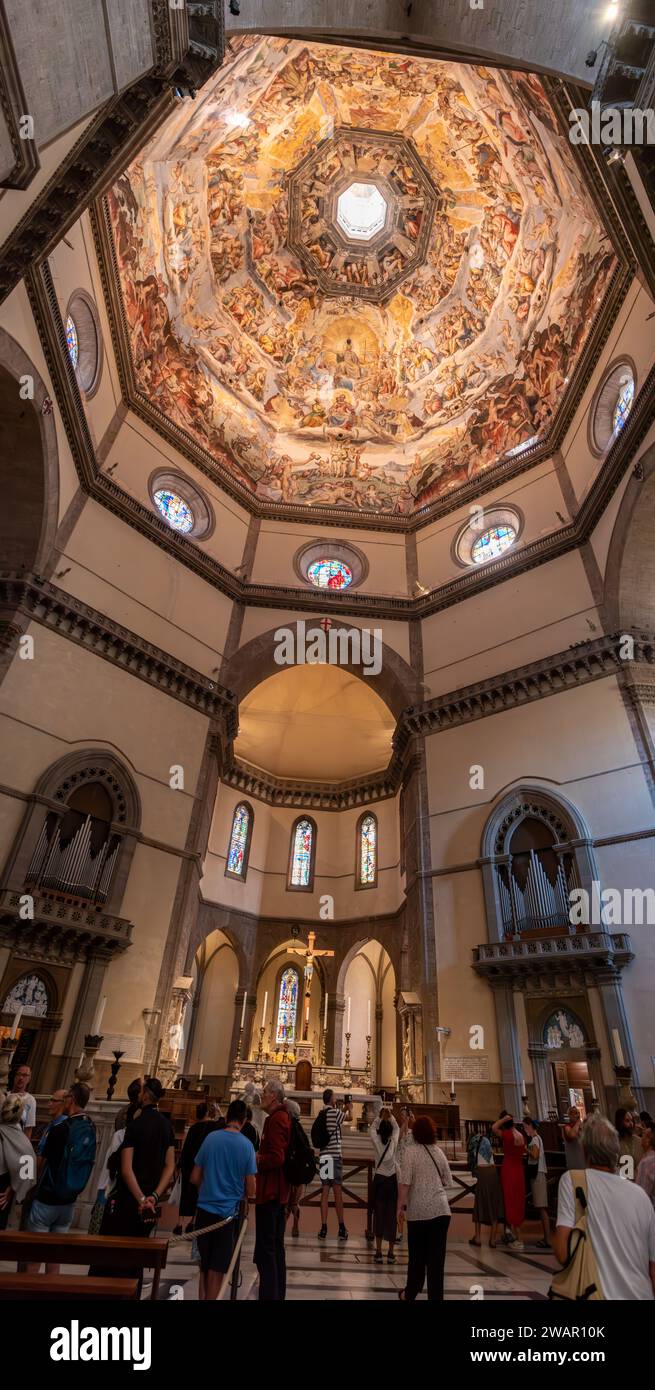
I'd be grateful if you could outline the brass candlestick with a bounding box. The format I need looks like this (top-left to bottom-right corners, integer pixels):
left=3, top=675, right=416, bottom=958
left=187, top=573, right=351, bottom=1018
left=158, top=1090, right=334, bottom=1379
left=343, top=1031, right=352, bottom=1086
left=232, top=1025, right=244, bottom=1084
left=254, top=1025, right=265, bottom=1083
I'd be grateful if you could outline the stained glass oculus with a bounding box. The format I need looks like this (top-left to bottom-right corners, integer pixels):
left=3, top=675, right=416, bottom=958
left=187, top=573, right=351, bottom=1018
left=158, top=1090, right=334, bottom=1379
left=613, top=377, right=634, bottom=433
left=307, top=558, right=353, bottom=589
left=471, top=524, right=516, bottom=564
left=227, top=802, right=250, bottom=877
left=66, top=315, right=79, bottom=369
left=290, top=818, right=314, bottom=887
left=359, top=813, right=377, bottom=885
left=276, top=966, right=299, bottom=1045
left=154, top=488, right=195, bottom=533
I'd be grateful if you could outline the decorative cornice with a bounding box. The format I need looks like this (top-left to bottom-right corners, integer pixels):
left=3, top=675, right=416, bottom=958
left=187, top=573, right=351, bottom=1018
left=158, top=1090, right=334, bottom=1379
left=473, top=931, right=635, bottom=983
left=404, top=631, right=655, bottom=737
left=221, top=743, right=418, bottom=811
left=0, top=571, right=238, bottom=733
left=0, top=886, right=133, bottom=962
left=0, top=1, right=40, bottom=190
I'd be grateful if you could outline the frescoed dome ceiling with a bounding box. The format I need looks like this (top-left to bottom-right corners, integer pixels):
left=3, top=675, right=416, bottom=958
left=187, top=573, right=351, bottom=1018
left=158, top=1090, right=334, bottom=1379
left=106, top=36, right=616, bottom=519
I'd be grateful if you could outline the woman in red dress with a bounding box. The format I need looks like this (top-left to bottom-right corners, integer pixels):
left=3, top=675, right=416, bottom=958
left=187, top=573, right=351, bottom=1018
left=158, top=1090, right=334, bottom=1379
left=492, top=1111, right=526, bottom=1249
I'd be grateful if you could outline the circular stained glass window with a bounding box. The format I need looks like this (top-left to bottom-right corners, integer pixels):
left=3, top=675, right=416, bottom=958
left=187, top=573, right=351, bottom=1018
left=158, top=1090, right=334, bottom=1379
left=154, top=488, right=194, bottom=533
left=66, top=315, right=79, bottom=369
left=471, top=524, right=516, bottom=564
left=307, top=558, right=354, bottom=589
left=613, top=377, right=634, bottom=434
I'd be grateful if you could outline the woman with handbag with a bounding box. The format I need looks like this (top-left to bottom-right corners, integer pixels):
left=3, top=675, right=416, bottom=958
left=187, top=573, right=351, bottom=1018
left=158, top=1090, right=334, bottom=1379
left=369, top=1107, right=400, bottom=1264
left=523, top=1117, right=551, bottom=1248
left=396, top=1115, right=453, bottom=1301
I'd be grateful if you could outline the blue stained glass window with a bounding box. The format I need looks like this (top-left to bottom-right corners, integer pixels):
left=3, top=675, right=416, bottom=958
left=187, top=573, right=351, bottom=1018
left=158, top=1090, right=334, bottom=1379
left=227, top=802, right=250, bottom=877
left=471, top=524, right=516, bottom=564
left=613, top=377, right=634, bottom=434
left=307, top=558, right=353, bottom=590
left=359, top=813, right=377, bottom=885
left=66, top=315, right=79, bottom=369
left=154, top=488, right=194, bottom=533
left=276, top=966, right=299, bottom=1045
left=290, top=818, right=314, bottom=887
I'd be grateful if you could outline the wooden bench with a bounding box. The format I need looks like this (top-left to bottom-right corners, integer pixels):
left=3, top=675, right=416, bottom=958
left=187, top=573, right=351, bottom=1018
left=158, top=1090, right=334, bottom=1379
left=0, top=1231, right=169, bottom=1300
left=0, top=1272, right=138, bottom=1300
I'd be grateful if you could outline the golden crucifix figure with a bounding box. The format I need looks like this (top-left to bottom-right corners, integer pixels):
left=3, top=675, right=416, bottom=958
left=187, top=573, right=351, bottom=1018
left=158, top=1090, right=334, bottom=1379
left=288, top=929, right=334, bottom=1042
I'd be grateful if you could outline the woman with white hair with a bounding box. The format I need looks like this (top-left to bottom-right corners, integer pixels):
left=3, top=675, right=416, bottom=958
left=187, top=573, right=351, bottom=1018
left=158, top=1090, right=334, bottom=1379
left=554, top=1112, right=655, bottom=1299
left=284, top=1098, right=304, bottom=1237
left=0, top=1093, right=37, bottom=1230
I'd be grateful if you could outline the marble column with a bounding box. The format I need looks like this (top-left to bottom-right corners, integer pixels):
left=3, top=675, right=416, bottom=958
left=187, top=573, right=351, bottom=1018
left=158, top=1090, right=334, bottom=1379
left=55, top=952, right=108, bottom=1089
left=596, top=966, right=643, bottom=1108
left=490, top=981, right=523, bottom=1118
left=527, top=1042, right=553, bottom=1120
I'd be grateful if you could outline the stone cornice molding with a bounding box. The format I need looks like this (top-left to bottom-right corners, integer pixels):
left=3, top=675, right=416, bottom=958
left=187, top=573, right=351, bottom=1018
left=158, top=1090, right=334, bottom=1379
left=0, top=570, right=238, bottom=733
left=0, top=886, right=133, bottom=962
left=221, top=748, right=417, bottom=810
left=404, top=631, right=655, bottom=737
left=473, top=931, right=635, bottom=983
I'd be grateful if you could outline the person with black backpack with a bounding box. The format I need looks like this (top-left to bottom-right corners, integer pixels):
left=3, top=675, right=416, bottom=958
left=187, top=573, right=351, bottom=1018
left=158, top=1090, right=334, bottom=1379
left=25, top=1081, right=97, bottom=1272
left=283, top=1098, right=316, bottom=1237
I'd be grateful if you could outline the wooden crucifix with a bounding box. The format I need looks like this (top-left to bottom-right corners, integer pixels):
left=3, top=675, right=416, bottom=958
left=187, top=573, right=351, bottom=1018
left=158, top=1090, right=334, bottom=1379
left=288, top=929, right=334, bottom=1042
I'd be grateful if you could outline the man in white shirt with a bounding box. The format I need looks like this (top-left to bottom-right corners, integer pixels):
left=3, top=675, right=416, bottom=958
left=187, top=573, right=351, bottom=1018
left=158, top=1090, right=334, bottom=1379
left=554, top=1112, right=655, bottom=1300
left=12, top=1065, right=36, bottom=1138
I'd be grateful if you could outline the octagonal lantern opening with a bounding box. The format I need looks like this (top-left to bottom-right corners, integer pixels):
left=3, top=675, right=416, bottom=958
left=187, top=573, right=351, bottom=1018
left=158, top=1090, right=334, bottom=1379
left=336, top=181, right=388, bottom=242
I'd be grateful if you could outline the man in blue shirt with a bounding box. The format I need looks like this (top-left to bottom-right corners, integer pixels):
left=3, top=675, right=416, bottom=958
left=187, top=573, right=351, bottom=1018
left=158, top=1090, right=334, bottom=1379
left=192, top=1098, right=257, bottom=1300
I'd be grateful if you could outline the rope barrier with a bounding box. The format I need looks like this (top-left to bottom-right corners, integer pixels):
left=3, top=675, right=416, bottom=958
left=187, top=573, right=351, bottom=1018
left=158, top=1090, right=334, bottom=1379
left=167, top=1213, right=235, bottom=1246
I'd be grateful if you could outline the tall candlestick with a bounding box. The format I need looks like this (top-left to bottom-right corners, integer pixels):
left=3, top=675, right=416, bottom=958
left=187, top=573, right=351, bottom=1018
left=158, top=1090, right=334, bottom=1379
left=346, top=996, right=351, bottom=1033
left=590, top=1080, right=597, bottom=1100
left=520, top=1076, right=526, bottom=1097
left=198, top=1062, right=204, bottom=1080
left=396, top=1074, right=399, bottom=1092
left=367, top=999, right=371, bottom=1035
left=9, top=1006, right=22, bottom=1040
left=612, top=1029, right=625, bottom=1069
left=240, top=992, right=247, bottom=1027
left=92, top=996, right=107, bottom=1036
left=261, top=991, right=268, bottom=1030
left=323, top=993, right=328, bottom=1030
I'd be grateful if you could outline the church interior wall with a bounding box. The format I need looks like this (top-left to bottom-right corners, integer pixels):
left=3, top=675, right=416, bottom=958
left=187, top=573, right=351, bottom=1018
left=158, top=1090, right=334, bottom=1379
left=430, top=868, right=501, bottom=1088
left=560, top=281, right=655, bottom=509
left=420, top=550, right=600, bottom=698
left=202, top=785, right=402, bottom=921
left=237, top=605, right=413, bottom=670
left=0, top=116, right=94, bottom=246
left=0, top=282, right=81, bottom=526
left=48, top=213, right=123, bottom=448
left=185, top=933, right=240, bottom=1081
left=415, top=455, right=568, bottom=593
left=251, top=520, right=408, bottom=597
left=58, top=499, right=234, bottom=674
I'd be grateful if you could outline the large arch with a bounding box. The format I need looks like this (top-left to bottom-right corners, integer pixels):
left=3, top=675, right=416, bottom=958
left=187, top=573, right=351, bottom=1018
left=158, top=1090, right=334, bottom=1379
left=221, top=621, right=421, bottom=722
left=0, top=326, right=59, bottom=575
left=604, top=442, right=655, bottom=632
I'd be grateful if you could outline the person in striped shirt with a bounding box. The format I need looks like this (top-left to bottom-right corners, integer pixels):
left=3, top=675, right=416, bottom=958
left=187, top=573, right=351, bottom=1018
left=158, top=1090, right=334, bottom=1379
left=318, top=1088, right=352, bottom=1241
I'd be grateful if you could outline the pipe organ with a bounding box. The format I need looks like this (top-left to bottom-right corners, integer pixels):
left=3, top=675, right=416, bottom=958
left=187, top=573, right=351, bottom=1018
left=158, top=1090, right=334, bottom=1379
left=497, top=848, right=580, bottom=936
left=25, top=808, right=121, bottom=902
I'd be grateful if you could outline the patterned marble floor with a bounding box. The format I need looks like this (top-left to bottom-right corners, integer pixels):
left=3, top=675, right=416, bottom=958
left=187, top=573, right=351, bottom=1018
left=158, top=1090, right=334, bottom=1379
left=152, top=1206, right=557, bottom=1302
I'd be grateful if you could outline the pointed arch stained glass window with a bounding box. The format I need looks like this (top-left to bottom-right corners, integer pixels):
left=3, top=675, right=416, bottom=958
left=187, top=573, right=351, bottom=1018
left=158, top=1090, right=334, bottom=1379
left=359, top=813, right=377, bottom=885
left=290, top=818, right=314, bottom=887
left=276, top=966, right=299, bottom=1046
left=227, top=802, right=251, bottom=877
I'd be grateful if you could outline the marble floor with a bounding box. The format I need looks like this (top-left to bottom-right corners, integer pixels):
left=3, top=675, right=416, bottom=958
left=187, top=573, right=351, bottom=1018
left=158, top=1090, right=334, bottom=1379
left=153, top=1204, right=557, bottom=1302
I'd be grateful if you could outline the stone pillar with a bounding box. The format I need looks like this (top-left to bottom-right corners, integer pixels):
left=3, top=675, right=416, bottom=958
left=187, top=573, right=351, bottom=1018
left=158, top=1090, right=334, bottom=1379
left=330, top=994, right=345, bottom=1068
left=596, top=967, right=643, bottom=1108
left=490, top=982, right=523, bottom=1118
left=55, top=952, right=108, bottom=1089
left=527, top=1043, right=553, bottom=1120
left=375, top=1001, right=383, bottom=1089
left=584, top=1044, right=605, bottom=1112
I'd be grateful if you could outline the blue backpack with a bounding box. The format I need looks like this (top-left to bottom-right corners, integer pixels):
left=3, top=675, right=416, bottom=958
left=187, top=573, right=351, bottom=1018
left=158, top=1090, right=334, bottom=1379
left=48, top=1113, right=97, bottom=1203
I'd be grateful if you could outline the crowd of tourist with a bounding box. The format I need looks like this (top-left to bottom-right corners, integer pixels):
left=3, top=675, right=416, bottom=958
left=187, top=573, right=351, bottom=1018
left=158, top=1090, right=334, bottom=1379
left=1, top=1064, right=654, bottom=1302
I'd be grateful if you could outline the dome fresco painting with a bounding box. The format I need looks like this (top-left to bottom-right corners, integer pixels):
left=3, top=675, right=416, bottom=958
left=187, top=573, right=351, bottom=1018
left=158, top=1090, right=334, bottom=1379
left=108, top=37, right=616, bottom=519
